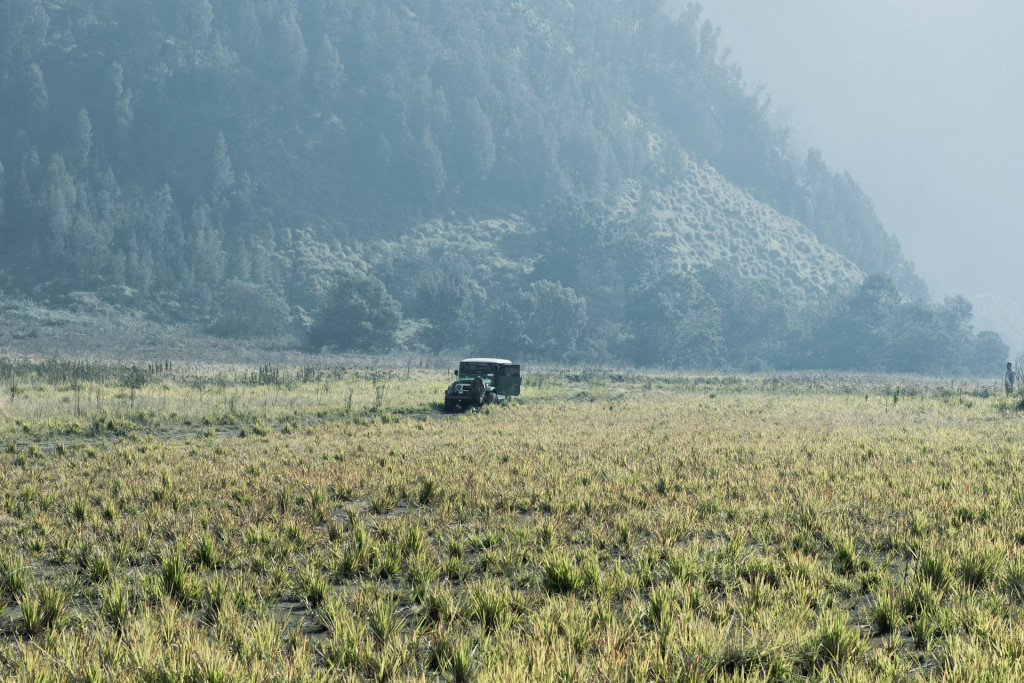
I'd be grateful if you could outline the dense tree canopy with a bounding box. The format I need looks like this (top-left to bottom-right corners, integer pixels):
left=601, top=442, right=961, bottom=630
left=0, top=0, right=1002, bottom=374
left=308, top=269, right=401, bottom=352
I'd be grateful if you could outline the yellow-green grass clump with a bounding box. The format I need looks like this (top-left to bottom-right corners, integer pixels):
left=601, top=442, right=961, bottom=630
left=0, top=361, right=1022, bottom=680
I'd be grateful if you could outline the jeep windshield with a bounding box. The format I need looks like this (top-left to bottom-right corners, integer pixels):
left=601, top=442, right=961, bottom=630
left=459, top=363, right=498, bottom=377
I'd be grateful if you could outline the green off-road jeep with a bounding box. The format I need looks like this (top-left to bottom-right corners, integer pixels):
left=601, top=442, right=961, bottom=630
left=444, top=358, right=521, bottom=412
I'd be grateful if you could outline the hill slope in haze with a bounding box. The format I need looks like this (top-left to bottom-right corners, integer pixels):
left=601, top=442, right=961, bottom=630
left=0, top=0, right=1005, bottom=373
left=613, top=157, right=862, bottom=300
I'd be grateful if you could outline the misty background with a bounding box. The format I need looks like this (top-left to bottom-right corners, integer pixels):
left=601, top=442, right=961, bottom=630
left=692, top=0, right=1024, bottom=351
left=0, top=0, right=1012, bottom=374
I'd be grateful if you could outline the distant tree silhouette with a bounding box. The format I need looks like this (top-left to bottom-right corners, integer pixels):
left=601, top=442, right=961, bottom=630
left=309, top=269, right=401, bottom=351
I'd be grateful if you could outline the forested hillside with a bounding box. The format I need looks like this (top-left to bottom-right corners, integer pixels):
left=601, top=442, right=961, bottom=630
left=0, top=0, right=1006, bottom=373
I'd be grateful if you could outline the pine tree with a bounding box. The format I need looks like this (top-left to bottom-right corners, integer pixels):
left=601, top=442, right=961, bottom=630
left=71, top=109, right=93, bottom=173
left=212, top=132, right=235, bottom=195
left=43, top=154, right=76, bottom=259
left=109, top=62, right=133, bottom=131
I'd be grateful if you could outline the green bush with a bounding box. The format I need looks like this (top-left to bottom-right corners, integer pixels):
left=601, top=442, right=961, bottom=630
left=308, top=269, right=402, bottom=352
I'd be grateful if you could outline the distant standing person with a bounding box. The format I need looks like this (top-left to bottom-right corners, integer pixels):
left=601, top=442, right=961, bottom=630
left=472, top=375, right=486, bottom=406
left=1006, top=362, right=1017, bottom=395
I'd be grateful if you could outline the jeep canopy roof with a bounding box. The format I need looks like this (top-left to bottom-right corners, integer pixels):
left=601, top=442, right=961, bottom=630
left=458, top=358, right=512, bottom=377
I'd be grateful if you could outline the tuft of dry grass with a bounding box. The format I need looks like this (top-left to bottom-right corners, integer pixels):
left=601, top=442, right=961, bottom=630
left=0, top=360, right=1019, bottom=679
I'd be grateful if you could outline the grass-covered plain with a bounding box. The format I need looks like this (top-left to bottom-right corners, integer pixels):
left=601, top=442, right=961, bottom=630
left=1, top=358, right=1023, bottom=681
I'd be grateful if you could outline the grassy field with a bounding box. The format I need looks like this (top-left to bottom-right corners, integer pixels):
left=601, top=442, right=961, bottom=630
left=0, top=357, right=1022, bottom=681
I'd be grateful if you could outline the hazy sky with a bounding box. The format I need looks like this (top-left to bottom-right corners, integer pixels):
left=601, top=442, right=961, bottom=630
left=686, top=0, right=1024, bottom=349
